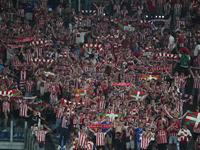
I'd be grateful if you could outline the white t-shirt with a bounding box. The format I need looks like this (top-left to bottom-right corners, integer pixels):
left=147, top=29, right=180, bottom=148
left=168, top=35, right=175, bottom=51
left=76, top=32, right=85, bottom=44
left=194, top=44, right=200, bottom=57
left=7, top=48, right=13, bottom=59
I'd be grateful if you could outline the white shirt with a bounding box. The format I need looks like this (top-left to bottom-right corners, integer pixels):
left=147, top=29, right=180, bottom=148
left=7, top=48, right=13, bottom=59
left=194, top=44, right=200, bottom=57
left=168, top=35, right=175, bottom=50
left=76, top=32, right=85, bottom=44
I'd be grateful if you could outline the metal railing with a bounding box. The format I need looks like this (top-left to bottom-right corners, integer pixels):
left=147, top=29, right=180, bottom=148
left=0, top=120, right=25, bottom=149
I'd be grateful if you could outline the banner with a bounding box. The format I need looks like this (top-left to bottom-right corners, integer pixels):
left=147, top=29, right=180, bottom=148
left=112, top=83, right=132, bottom=86
left=116, top=23, right=138, bottom=31
left=129, top=91, right=148, bottom=100
left=185, top=111, right=200, bottom=127
left=1, top=36, right=35, bottom=43
left=87, top=124, right=113, bottom=129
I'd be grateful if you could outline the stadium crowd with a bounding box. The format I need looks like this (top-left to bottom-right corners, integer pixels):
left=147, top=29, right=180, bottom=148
left=1, top=0, right=200, bottom=150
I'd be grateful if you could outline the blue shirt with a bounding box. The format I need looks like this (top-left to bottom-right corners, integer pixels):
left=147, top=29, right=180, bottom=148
left=60, top=116, right=70, bottom=129
left=76, top=49, right=80, bottom=57
left=0, top=65, right=4, bottom=74
left=25, top=2, right=34, bottom=12
left=135, top=128, right=145, bottom=142
left=102, top=121, right=112, bottom=135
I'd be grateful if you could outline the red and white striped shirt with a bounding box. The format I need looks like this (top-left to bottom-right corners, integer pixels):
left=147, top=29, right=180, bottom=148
left=85, top=141, right=93, bottom=150
left=17, top=9, right=25, bottom=17
left=125, top=74, right=134, bottom=83
left=78, top=131, right=88, bottom=147
left=178, top=76, right=186, bottom=88
left=138, top=32, right=148, bottom=40
left=169, top=122, right=181, bottom=136
left=104, top=54, right=114, bottom=61
left=174, top=3, right=182, bottom=14
left=20, top=70, right=27, bottom=80
left=6, top=2, right=13, bottom=8
left=97, top=100, right=106, bottom=110
left=121, top=9, right=128, bottom=16
left=97, top=7, right=105, bottom=16
left=44, top=81, right=52, bottom=93
left=156, top=129, right=167, bottom=144
left=108, top=109, right=115, bottom=113
left=23, top=52, right=33, bottom=64
left=37, top=19, right=45, bottom=29
left=157, top=0, right=165, bottom=7
left=94, top=132, right=106, bottom=146
left=19, top=103, right=29, bottom=116
left=140, top=137, right=154, bottom=149
left=49, top=85, right=60, bottom=99
left=175, top=99, right=186, bottom=112
left=164, top=3, right=171, bottom=12
left=103, top=42, right=112, bottom=54
left=125, top=127, right=133, bottom=137
left=35, top=130, right=47, bottom=142
left=26, top=80, right=34, bottom=93
left=194, top=57, right=200, bottom=67
left=113, top=4, right=120, bottom=13
left=3, top=101, right=10, bottom=112
left=192, top=75, right=200, bottom=89
left=56, top=105, right=65, bottom=118
left=85, top=18, right=91, bottom=27
left=175, top=21, right=186, bottom=29
left=35, top=47, right=43, bottom=58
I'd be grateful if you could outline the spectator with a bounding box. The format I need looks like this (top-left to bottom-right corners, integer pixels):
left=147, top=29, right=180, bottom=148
left=25, top=0, right=35, bottom=21
left=58, top=110, right=70, bottom=149
left=146, top=0, right=157, bottom=20
left=177, top=124, right=192, bottom=150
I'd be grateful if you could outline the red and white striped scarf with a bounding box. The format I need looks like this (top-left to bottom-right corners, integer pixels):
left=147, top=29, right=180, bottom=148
left=30, top=40, right=53, bottom=46
left=31, top=58, right=54, bottom=65
left=150, top=66, right=172, bottom=72
left=126, top=127, right=132, bottom=137
left=157, top=53, right=178, bottom=59
left=82, top=44, right=103, bottom=54
left=80, top=10, right=97, bottom=19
